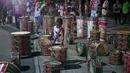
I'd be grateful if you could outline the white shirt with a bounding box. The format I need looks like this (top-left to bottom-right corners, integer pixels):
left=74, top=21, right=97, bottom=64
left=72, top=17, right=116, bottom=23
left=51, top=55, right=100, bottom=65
left=34, top=6, right=42, bottom=17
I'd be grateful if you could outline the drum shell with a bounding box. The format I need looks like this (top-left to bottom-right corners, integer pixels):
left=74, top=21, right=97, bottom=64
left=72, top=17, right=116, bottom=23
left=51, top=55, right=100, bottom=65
left=43, top=61, right=61, bottom=73
left=40, top=43, right=51, bottom=56
left=43, top=15, right=54, bottom=35
left=75, top=43, right=86, bottom=56
left=66, top=35, right=74, bottom=44
left=28, top=21, right=34, bottom=34
left=11, top=52, right=20, bottom=67
left=11, top=32, right=31, bottom=57
left=50, top=46, right=68, bottom=68
left=90, top=40, right=109, bottom=58
left=19, top=16, right=29, bottom=31
left=0, top=62, right=20, bottom=73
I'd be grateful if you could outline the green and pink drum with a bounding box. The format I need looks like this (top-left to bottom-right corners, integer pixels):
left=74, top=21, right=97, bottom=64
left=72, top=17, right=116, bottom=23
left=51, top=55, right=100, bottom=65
left=109, top=49, right=122, bottom=65
left=43, top=61, right=61, bottom=73
left=0, top=62, right=20, bottom=73
left=40, top=35, right=52, bottom=56
left=11, top=52, right=20, bottom=68
left=90, top=40, right=109, bottom=59
left=123, top=51, right=130, bottom=73
left=116, top=31, right=130, bottom=51
left=11, top=31, right=31, bottom=57
left=99, top=17, right=107, bottom=41
left=49, top=45, right=68, bottom=68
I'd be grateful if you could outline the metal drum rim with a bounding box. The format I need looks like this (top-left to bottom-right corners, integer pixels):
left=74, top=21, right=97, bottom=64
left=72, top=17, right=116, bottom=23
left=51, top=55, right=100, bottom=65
left=11, top=31, right=30, bottom=36
left=44, top=61, right=61, bottom=67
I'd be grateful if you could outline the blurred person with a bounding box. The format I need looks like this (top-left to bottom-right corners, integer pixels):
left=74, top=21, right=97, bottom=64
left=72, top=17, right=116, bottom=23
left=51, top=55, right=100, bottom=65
left=102, top=0, right=109, bottom=16
left=51, top=18, right=64, bottom=45
left=113, top=0, right=121, bottom=25
left=122, top=0, right=130, bottom=25
left=7, top=8, right=13, bottom=24
left=26, top=2, right=31, bottom=16
left=34, top=2, right=44, bottom=34
left=2, top=5, right=7, bottom=25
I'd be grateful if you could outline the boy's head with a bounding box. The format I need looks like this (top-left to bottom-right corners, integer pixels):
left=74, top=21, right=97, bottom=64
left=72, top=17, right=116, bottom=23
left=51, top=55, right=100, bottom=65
left=56, top=18, right=63, bottom=28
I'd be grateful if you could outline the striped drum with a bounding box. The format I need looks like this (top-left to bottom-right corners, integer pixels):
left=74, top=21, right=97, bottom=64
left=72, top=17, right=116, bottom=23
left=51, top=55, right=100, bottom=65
left=11, top=52, right=20, bottom=67
left=40, top=35, right=51, bottom=56
left=75, top=43, right=86, bottom=56
left=90, top=40, right=109, bottom=59
left=19, top=16, right=29, bottom=31
left=66, top=35, right=74, bottom=44
left=0, top=62, right=20, bottom=73
left=99, top=17, right=107, bottom=41
left=116, top=31, right=130, bottom=51
left=88, top=58, right=103, bottom=73
left=11, top=31, right=31, bottom=57
left=43, top=15, right=54, bottom=35
left=87, top=17, right=98, bottom=38
left=50, top=46, right=67, bottom=68
left=28, top=21, right=34, bottom=34
left=123, top=51, right=130, bottom=73
left=44, top=61, right=61, bottom=73
left=90, top=31, right=100, bottom=40
left=109, top=49, right=122, bottom=65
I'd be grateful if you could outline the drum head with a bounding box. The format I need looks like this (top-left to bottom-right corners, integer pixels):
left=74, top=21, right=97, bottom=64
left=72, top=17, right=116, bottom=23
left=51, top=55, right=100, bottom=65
left=11, top=31, right=30, bottom=36
left=44, top=61, right=61, bottom=67
left=117, top=31, right=130, bottom=34
left=50, top=46, right=67, bottom=50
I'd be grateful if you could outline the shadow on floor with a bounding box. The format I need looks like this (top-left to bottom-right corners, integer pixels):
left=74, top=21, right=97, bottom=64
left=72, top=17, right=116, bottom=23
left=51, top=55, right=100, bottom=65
left=21, top=52, right=42, bottom=59
left=20, top=66, right=30, bottom=71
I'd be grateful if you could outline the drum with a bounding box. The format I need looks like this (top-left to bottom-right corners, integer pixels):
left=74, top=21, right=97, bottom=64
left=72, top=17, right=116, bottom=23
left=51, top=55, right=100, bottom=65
left=19, top=16, right=29, bottom=31
left=0, top=62, right=20, bottom=73
left=11, top=31, right=31, bottom=57
left=75, top=43, right=86, bottom=56
left=87, top=17, right=98, bottom=38
left=90, top=40, right=109, bottom=59
left=49, top=46, right=67, bottom=68
left=76, top=18, right=84, bottom=38
left=66, top=34, right=74, bottom=44
left=109, top=49, right=122, bottom=65
left=99, top=17, right=107, bottom=41
left=106, top=32, right=116, bottom=44
left=28, top=21, right=34, bottom=34
left=90, top=31, right=100, bottom=40
left=116, top=31, right=130, bottom=51
left=43, top=61, right=61, bottom=73
left=40, top=35, right=51, bottom=56
left=123, top=51, right=130, bottom=73
left=43, top=15, right=54, bottom=35
left=11, top=52, right=20, bottom=67
left=88, top=58, right=103, bottom=73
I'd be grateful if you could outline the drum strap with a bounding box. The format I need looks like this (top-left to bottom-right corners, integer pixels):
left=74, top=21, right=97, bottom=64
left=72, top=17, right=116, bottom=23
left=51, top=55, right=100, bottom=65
left=52, top=27, right=63, bottom=45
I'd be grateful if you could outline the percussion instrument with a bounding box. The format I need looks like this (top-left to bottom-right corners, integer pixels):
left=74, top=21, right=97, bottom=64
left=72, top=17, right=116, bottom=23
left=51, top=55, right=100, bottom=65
left=43, top=15, right=54, bottom=35
left=19, top=16, right=29, bottom=31
left=90, top=40, right=109, bottom=59
left=116, top=31, right=130, bottom=51
left=109, top=49, right=122, bottom=65
left=49, top=45, right=67, bottom=68
left=88, top=58, right=103, bottom=73
left=11, top=52, right=20, bottom=67
left=66, top=34, right=74, bottom=44
left=123, top=51, right=130, bottom=73
left=28, top=21, right=34, bottom=34
left=99, top=17, right=107, bottom=41
left=40, top=35, right=51, bottom=56
left=0, top=62, right=20, bottom=73
left=90, top=31, right=100, bottom=40
left=11, top=31, right=31, bottom=57
left=44, top=61, right=61, bottom=73
left=75, top=43, right=86, bottom=56
left=87, top=17, right=98, bottom=38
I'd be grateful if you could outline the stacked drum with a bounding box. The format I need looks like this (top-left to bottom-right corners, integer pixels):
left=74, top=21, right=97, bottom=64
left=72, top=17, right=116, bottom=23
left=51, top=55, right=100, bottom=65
left=49, top=46, right=67, bottom=68
left=123, top=51, right=130, bottom=73
left=0, top=62, right=20, bottom=73
left=11, top=31, right=31, bottom=57
left=19, top=16, right=29, bottom=31
left=75, top=42, right=87, bottom=56
left=99, top=17, right=107, bottom=41
left=43, top=61, right=61, bottom=73
left=11, top=52, right=20, bottom=67
left=109, top=49, right=122, bottom=65
left=40, top=35, right=51, bottom=56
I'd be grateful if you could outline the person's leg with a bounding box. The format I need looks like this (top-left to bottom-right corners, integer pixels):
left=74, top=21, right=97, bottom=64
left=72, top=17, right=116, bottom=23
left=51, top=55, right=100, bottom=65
left=122, top=14, right=127, bottom=24
left=117, top=13, right=121, bottom=24
left=114, top=13, right=117, bottom=24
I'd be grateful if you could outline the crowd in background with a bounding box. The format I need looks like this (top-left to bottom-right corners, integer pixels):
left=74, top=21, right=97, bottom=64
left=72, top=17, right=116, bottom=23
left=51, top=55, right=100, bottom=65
left=0, top=0, right=130, bottom=27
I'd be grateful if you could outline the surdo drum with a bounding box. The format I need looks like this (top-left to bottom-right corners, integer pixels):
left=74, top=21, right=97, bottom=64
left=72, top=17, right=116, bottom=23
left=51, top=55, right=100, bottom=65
left=49, top=46, right=67, bottom=68
left=0, top=62, right=20, bottom=73
left=11, top=31, right=31, bottom=57
left=44, top=61, right=61, bottom=73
